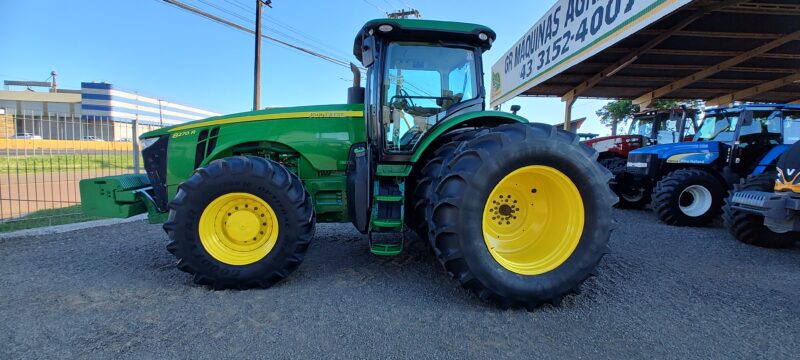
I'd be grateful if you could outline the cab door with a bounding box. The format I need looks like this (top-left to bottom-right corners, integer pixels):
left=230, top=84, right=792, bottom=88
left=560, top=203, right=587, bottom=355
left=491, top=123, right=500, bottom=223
left=730, top=110, right=782, bottom=174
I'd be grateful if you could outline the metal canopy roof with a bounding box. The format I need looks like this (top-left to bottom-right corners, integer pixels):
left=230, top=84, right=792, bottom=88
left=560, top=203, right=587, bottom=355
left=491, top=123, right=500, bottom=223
left=524, top=0, right=800, bottom=107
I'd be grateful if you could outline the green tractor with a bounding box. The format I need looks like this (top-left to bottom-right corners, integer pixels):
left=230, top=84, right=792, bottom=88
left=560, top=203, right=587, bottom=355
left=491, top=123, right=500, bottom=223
left=80, top=19, right=616, bottom=308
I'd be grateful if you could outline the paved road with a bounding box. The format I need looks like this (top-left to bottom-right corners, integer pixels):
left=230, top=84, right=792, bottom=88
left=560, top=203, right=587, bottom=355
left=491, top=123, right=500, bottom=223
left=1, top=209, right=798, bottom=359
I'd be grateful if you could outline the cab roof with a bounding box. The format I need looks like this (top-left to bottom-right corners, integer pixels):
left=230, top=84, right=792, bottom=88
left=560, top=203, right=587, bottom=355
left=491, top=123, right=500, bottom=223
left=353, top=18, right=496, bottom=61
left=705, top=103, right=800, bottom=114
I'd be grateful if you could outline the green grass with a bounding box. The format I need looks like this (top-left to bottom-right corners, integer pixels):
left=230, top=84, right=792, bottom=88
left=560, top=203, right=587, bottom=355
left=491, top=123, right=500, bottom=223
left=0, top=205, right=102, bottom=233
left=0, top=154, right=135, bottom=174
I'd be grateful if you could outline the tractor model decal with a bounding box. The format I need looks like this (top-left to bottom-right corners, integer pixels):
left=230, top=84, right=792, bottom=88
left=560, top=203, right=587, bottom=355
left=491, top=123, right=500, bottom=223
left=666, top=152, right=717, bottom=164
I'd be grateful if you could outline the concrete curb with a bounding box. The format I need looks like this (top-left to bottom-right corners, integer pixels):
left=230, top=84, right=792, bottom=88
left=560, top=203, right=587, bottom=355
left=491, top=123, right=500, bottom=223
left=0, top=214, right=149, bottom=240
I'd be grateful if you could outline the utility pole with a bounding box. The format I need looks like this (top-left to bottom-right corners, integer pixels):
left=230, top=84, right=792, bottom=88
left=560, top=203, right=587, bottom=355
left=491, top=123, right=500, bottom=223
left=386, top=9, right=420, bottom=19
left=254, top=0, right=272, bottom=111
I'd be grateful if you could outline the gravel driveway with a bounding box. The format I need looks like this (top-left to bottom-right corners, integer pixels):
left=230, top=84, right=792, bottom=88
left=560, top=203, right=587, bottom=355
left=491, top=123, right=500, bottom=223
left=1, top=208, right=798, bottom=359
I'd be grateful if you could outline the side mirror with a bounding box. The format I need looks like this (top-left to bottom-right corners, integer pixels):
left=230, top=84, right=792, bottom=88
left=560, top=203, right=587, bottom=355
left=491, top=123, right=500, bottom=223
left=510, top=105, right=521, bottom=115
left=361, top=36, right=376, bottom=67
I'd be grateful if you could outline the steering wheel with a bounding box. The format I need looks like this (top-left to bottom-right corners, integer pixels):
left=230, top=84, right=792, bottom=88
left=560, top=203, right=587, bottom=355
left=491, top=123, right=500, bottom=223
left=392, top=88, right=417, bottom=111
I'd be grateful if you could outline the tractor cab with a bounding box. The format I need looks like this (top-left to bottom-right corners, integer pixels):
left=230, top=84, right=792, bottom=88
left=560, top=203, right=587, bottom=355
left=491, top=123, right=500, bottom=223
left=627, top=108, right=699, bottom=145
left=354, top=19, right=496, bottom=161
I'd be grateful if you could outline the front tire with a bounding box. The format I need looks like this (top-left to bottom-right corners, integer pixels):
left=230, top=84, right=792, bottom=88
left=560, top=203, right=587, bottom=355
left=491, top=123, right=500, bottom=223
left=722, top=172, right=797, bottom=248
left=164, top=156, right=315, bottom=289
left=616, top=187, right=651, bottom=209
left=428, top=123, right=616, bottom=308
left=652, top=168, right=725, bottom=226
left=599, top=157, right=627, bottom=176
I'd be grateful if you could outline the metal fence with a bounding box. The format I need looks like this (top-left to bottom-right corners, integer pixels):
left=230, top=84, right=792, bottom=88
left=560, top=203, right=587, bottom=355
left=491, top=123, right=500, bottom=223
left=0, top=111, right=162, bottom=232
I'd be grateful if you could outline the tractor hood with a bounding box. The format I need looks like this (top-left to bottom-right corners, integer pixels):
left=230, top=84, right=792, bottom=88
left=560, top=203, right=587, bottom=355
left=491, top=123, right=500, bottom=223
left=630, top=141, right=723, bottom=165
left=140, top=104, right=364, bottom=139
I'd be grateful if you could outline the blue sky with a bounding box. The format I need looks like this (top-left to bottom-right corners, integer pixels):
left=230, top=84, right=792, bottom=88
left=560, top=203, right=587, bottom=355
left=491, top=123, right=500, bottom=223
left=0, top=0, right=611, bottom=135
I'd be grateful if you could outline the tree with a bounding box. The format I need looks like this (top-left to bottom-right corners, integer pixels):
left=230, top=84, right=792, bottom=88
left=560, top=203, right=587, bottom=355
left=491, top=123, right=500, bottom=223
left=596, top=99, right=703, bottom=135
left=596, top=100, right=637, bottom=135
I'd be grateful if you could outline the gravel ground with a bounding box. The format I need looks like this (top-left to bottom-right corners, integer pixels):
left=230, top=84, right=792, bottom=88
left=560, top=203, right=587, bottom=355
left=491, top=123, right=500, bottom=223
left=1, top=208, right=799, bottom=359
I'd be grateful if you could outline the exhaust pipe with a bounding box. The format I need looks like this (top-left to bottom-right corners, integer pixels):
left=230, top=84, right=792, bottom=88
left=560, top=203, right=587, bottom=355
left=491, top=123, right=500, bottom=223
left=348, top=63, right=365, bottom=105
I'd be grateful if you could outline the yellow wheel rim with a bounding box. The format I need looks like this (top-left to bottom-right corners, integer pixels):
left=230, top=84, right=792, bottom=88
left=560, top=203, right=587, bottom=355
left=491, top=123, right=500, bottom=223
left=198, top=192, right=279, bottom=266
left=482, top=165, right=584, bottom=275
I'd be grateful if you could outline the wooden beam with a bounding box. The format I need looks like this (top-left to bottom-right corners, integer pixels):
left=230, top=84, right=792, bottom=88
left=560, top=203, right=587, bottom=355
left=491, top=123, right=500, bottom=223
left=637, top=29, right=783, bottom=40
left=605, top=47, right=798, bottom=60
left=557, top=1, right=742, bottom=102
left=790, top=99, right=800, bottom=105
left=704, top=73, right=800, bottom=106
left=720, top=2, right=800, bottom=15
left=633, top=30, right=800, bottom=106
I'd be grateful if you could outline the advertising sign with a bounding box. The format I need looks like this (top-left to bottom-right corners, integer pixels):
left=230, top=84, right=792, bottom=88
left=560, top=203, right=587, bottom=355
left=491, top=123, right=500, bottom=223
left=490, top=0, right=691, bottom=108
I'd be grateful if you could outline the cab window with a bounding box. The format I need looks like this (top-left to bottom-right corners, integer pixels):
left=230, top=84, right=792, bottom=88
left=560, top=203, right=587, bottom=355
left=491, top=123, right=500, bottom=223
left=382, top=43, right=478, bottom=152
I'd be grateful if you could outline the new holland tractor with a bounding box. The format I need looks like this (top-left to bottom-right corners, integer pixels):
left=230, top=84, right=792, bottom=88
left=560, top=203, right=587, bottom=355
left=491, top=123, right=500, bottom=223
left=723, top=139, right=800, bottom=248
left=584, top=108, right=699, bottom=175
left=78, top=19, right=616, bottom=308
left=614, top=104, right=800, bottom=226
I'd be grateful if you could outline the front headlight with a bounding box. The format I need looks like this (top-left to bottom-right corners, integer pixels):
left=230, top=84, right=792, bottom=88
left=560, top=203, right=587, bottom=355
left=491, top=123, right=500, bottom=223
left=139, top=137, right=159, bottom=151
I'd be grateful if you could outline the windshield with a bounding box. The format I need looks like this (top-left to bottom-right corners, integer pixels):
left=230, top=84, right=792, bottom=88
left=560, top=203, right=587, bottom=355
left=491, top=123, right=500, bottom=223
left=696, top=113, right=739, bottom=142
left=628, top=115, right=655, bottom=137
left=382, top=43, right=478, bottom=152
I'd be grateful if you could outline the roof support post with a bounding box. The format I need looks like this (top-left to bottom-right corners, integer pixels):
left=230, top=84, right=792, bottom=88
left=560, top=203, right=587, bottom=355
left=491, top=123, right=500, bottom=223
left=564, top=97, right=576, bottom=132
left=705, top=72, right=800, bottom=107
left=633, top=30, right=800, bottom=106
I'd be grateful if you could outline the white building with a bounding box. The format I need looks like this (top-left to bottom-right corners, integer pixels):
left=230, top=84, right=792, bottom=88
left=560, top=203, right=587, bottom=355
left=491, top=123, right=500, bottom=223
left=0, top=82, right=219, bottom=140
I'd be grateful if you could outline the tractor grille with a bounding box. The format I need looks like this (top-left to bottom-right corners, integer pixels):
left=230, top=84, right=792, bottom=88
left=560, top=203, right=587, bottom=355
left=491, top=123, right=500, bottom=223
left=142, top=135, right=169, bottom=211
left=626, top=153, right=658, bottom=177
left=731, top=190, right=771, bottom=208
left=194, top=127, right=220, bottom=169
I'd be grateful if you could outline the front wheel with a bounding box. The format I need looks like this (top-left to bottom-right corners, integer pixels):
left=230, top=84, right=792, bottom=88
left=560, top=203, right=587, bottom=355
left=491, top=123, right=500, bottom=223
left=428, top=123, right=616, bottom=309
left=163, top=156, right=315, bottom=289
left=652, top=169, right=725, bottom=226
left=722, top=172, right=798, bottom=248
left=616, top=186, right=651, bottom=209
left=599, top=157, right=627, bottom=176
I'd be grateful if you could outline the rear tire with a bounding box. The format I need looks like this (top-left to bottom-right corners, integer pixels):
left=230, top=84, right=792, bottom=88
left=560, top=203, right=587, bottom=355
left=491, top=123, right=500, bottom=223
left=163, top=156, right=315, bottom=289
left=411, top=131, right=478, bottom=243
left=722, top=172, right=797, bottom=248
left=652, top=169, right=725, bottom=226
left=428, top=123, right=616, bottom=309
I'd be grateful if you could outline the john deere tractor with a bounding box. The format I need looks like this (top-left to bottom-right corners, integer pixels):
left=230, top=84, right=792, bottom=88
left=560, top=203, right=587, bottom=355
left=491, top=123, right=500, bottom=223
left=79, top=19, right=616, bottom=308
left=614, top=104, right=800, bottom=226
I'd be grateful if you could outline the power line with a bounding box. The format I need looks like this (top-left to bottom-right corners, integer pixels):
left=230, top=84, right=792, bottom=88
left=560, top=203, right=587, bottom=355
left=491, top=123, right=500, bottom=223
left=361, top=0, right=387, bottom=14
left=160, top=0, right=362, bottom=71
left=190, top=0, right=354, bottom=66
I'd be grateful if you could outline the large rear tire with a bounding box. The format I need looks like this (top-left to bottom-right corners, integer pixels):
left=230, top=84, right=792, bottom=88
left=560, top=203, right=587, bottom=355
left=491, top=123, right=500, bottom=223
left=722, top=172, right=797, bottom=248
left=411, top=131, right=478, bottom=242
left=652, top=169, right=725, bottom=226
left=164, top=156, right=315, bottom=289
left=428, top=123, right=616, bottom=309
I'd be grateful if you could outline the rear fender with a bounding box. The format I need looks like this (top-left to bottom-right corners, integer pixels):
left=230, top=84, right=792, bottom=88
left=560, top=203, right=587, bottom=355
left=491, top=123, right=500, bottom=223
left=410, top=111, right=526, bottom=163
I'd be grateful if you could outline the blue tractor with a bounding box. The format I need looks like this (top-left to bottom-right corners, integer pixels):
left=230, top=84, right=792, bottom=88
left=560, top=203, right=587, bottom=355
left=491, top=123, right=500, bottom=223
left=723, top=139, right=800, bottom=248
left=614, top=104, right=800, bottom=226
